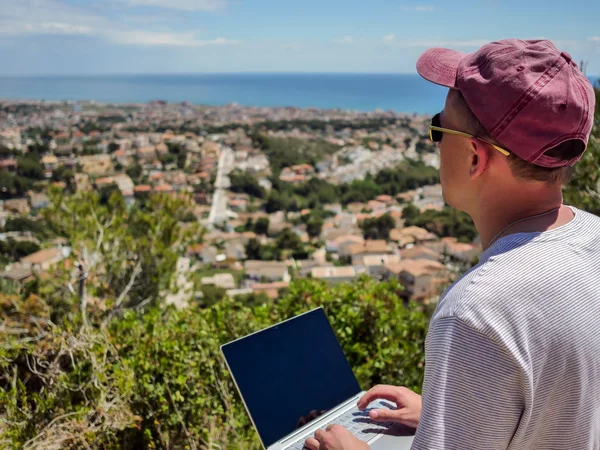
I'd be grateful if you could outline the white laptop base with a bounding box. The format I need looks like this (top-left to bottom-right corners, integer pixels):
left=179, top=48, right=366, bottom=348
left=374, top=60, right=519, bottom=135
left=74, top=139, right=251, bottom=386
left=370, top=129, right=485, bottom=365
left=269, top=393, right=415, bottom=450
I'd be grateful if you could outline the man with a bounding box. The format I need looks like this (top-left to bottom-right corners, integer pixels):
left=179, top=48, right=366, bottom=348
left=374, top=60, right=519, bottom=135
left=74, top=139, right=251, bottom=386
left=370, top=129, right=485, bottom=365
left=305, top=39, right=599, bottom=450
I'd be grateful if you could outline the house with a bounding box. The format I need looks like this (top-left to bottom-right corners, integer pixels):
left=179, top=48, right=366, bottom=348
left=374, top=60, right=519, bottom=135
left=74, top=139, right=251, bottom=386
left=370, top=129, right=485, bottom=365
left=201, top=273, right=236, bottom=290
left=112, top=149, right=131, bottom=167
left=375, top=194, right=394, bottom=206
left=343, top=240, right=390, bottom=259
left=155, top=143, right=169, bottom=156
left=136, top=146, right=157, bottom=162
left=384, top=259, right=448, bottom=302
left=244, top=260, right=291, bottom=282
left=296, top=260, right=333, bottom=278
left=112, top=174, right=135, bottom=198
left=20, top=247, right=69, bottom=271
left=75, top=173, right=92, bottom=192
left=354, top=254, right=401, bottom=278
left=200, top=245, right=219, bottom=265
left=327, top=234, right=364, bottom=255
left=251, top=281, right=289, bottom=300
left=79, top=154, right=113, bottom=175
left=367, top=200, right=387, bottom=212
left=389, top=226, right=438, bottom=248
left=0, top=211, right=10, bottom=228
left=425, top=237, right=481, bottom=263
left=399, top=245, right=442, bottom=262
left=228, top=198, right=247, bottom=212
left=225, top=241, right=246, bottom=261
left=0, top=159, right=18, bottom=172
left=29, top=193, right=50, bottom=210
left=154, top=184, right=173, bottom=194
left=311, top=266, right=357, bottom=285
left=186, top=243, right=205, bottom=258
left=0, top=265, right=34, bottom=283
left=134, top=185, right=152, bottom=198
left=3, top=198, right=30, bottom=215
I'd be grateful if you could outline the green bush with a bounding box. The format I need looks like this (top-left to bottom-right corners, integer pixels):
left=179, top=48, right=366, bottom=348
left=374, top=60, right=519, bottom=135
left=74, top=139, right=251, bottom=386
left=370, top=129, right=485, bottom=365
left=0, top=277, right=428, bottom=449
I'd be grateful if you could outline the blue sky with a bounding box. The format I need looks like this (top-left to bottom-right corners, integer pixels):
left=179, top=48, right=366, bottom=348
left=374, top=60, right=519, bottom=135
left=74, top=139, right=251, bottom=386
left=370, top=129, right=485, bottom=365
left=0, top=0, right=599, bottom=75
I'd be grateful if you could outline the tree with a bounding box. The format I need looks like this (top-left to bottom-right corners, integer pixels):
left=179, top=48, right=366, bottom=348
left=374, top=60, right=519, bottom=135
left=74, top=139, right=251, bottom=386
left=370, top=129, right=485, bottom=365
left=51, top=166, right=75, bottom=190
left=404, top=207, right=478, bottom=243
left=360, top=213, right=395, bottom=240
left=245, top=238, right=262, bottom=260
left=306, top=216, right=323, bottom=238
left=126, top=162, right=143, bottom=181
left=563, top=82, right=600, bottom=215
left=402, top=202, right=420, bottom=221
left=0, top=238, right=41, bottom=260
left=253, top=217, right=270, bottom=235
left=276, top=229, right=303, bottom=253
left=229, top=170, right=265, bottom=198
left=16, top=155, right=45, bottom=180
left=108, top=142, right=120, bottom=153
left=0, top=172, right=32, bottom=199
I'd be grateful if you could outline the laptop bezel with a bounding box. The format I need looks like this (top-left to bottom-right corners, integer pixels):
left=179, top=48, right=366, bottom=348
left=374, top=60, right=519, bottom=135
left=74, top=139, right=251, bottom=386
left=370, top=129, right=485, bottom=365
left=220, top=306, right=361, bottom=449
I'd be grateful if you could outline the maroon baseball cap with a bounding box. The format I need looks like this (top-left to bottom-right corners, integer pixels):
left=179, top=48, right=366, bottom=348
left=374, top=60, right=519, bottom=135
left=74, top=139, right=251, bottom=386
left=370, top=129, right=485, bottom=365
left=417, top=39, right=596, bottom=168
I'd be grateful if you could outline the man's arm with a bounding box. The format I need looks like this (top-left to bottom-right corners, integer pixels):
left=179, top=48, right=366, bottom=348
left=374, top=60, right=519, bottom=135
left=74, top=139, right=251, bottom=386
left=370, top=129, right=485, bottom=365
left=412, top=316, right=525, bottom=450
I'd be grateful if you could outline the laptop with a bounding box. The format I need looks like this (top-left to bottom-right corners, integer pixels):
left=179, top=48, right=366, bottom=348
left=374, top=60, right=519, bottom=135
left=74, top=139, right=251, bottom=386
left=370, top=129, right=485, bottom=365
left=221, top=307, right=415, bottom=450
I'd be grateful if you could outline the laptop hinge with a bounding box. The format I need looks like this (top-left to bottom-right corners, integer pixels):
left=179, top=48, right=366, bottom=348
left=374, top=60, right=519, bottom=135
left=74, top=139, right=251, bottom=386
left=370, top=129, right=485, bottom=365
left=279, top=394, right=359, bottom=445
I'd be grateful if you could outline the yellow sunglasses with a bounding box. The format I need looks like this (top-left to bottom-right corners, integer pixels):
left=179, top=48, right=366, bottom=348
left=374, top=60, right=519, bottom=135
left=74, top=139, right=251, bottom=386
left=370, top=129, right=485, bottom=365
left=429, top=113, right=510, bottom=157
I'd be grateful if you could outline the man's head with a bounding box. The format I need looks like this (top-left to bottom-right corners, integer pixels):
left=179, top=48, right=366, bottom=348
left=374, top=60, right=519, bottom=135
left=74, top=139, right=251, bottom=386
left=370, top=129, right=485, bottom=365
left=416, top=39, right=595, bottom=214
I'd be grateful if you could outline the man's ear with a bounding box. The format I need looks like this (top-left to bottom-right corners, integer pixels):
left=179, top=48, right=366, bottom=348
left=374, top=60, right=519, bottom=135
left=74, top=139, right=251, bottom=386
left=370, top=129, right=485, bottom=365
left=468, top=138, right=492, bottom=180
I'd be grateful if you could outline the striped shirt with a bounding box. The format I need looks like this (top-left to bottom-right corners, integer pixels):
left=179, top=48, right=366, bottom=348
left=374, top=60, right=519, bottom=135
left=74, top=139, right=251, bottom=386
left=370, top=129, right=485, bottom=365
left=412, top=206, right=600, bottom=450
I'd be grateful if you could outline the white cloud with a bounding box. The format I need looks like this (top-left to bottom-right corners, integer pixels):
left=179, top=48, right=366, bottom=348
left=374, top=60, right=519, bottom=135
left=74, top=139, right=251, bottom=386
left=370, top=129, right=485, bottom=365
left=0, top=21, right=93, bottom=36
left=121, top=0, right=226, bottom=11
left=402, top=5, right=435, bottom=11
left=110, top=31, right=236, bottom=46
left=333, top=36, right=354, bottom=44
left=0, top=0, right=234, bottom=47
left=588, top=36, right=600, bottom=42
left=384, top=38, right=488, bottom=48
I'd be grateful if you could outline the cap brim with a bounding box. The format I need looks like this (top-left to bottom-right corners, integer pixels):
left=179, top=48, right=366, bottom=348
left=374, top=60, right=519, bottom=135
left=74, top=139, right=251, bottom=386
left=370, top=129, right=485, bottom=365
left=416, top=47, right=468, bottom=88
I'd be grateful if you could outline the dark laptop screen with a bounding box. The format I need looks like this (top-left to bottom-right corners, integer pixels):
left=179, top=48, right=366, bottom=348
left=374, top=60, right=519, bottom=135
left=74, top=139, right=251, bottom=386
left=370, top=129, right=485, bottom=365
left=221, top=308, right=361, bottom=447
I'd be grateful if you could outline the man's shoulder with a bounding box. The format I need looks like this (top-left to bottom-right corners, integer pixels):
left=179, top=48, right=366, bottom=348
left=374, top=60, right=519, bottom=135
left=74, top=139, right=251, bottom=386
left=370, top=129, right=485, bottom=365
left=432, top=246, right=556, bottom=325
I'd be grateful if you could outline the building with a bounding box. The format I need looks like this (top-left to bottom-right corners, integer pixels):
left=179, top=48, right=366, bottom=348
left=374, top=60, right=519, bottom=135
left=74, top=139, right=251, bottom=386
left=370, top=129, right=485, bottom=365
left=251, top=281, right=289, bottom=300
left=384, top=259, right=448, bottom=302
left=201, top=273, right=236, bottom=290
left=344, top=240, right=391, bottom=259
left=311, top=266, right=357, bottom=285
left=389, top=226, right=438, bottom=248
left=356, top=254, right=401, bottom=278
left=41, top=155, right=59, bottom=173
left=0, top=159, right=18, bottom=172
left=79, top=154, right=113, bottom=176
left=0, top=265, right=34, bottom=283
left=3, top=198, right=30, bottom=215
left=29, top=193, right=50, bottom=210
left=399, top=245, right=442, bottom=262
left=244, top=260, right=291, bottom=283
left=0, top=128, right=22, bottom=151
left=20, top=247, right=69, bottom=271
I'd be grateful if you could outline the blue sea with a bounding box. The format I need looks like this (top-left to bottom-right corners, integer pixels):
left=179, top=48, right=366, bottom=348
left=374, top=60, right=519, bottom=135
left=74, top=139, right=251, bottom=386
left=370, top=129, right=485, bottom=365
left=0, top=74, right=597, bottom=115
left=0, top=74, right=451, bottom=114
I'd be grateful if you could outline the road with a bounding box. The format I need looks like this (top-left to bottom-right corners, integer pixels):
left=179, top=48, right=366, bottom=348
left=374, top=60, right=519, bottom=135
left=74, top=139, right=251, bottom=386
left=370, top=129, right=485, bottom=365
left=207, top=146, right=234, bottom=225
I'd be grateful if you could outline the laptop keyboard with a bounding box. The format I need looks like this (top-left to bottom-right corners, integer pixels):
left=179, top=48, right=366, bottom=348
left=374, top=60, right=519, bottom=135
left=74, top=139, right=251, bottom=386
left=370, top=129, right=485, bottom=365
left=285, top=400, right=394, bottom=449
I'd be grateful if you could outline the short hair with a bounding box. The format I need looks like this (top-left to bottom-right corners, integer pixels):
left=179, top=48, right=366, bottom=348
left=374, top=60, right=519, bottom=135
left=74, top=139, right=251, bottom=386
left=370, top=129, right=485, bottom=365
left=449, top=89, right=578, bottom=185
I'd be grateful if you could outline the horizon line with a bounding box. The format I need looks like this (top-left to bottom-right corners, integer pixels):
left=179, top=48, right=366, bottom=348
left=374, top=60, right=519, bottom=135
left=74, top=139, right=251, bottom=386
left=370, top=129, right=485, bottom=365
left=1, top=71, right=598, bottom=79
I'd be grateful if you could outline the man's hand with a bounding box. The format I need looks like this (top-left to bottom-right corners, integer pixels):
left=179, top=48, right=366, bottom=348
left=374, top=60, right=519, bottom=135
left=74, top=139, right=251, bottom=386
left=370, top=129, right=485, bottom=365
left=304, top=424, right=369, bottom=450
left=357, top=385, right=422, bottom=429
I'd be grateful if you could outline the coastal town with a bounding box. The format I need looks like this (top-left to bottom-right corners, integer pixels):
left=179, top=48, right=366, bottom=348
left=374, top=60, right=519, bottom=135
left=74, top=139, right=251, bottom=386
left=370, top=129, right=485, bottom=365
left=0, top=99, right=481, bottom=306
